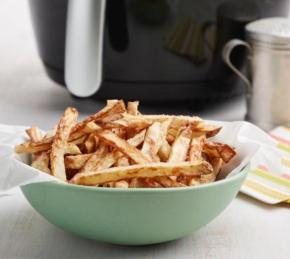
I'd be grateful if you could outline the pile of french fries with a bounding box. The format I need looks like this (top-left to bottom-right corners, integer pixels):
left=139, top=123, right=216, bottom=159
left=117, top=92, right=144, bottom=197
left=15, top=100, right=236, bottom=188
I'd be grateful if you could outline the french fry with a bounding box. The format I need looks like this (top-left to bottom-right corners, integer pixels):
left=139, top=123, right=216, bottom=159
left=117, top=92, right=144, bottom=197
left=188, top=177, right=201, bottom=186
left=31, top=152, right=50, bottom=174
left=127, top=101, right=140, bottom=115
left=111, top=128, right=127, bottom=138
left=79, top=144, right=107, bottom=172
left=16, top=100, right=236, bottom=189
left=74, top=130, right=146, bottom=175
left=96, top=130, right=152, bottom=164
left=115, top=180, right=129, bottom=188
left=155, top=176, right=186, bottom=187
left=19, top=100, right=125, bottom=148
left=203, top=141, right=236, bottom=163
left=50, top=107, right=78, bottom=181
left=84, top=133, right=97, bottom=153
left=193, top=123, right=222, bottom=138
left=15, top=132, right=87, bottom=154
left=102, top=114, right=151, bottom=133
left=109, top=129, right=146, bottom=167
left=116, top=156, right=130, bottom=167
left=142, top=115, right=201, bottom=123
left=70, top=161, right=212, bottom=185
left=26, top=127, right=43, bottom=142
left=129, top=178, right=142, bottom=188
left=168, top=126, right=192, bottom=163
left=200, top=158, right=224, bottom=183
left=44, top=126, right=57, bottom=138
left=69, top=100, right=126, bottom=140
left=15, top=142, right=52, bottom=153
left=80, top=148, right=117, bottom=173
left=140, top=178, right=162, bottom=188
left=175, top=175, right=201, bottom=186
left=71, top=135, right=88, bottom=145
left=93, top=128, right=146, bottom=168
left=65, top=154, right=92, bottom=170
left=158, top=140, right=171, bottom=162
left=167, top=116, right=200, bottom=139
left=127, top=129, right=146, bottom=147
left=157, top=119, right=173, bottom=162
left=65, top=143, right=81, bottom=155
left=141, top=122, right=163, bottom=161
left=103, top=180, right=129, bottom=188
left=189, top=135, right=205, bottom=161
left=26, top=127, right=48, bottom=166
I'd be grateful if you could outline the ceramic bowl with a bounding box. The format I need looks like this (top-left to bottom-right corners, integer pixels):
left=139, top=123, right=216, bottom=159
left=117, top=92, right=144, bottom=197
left=21, top=166, right=248, bottom=245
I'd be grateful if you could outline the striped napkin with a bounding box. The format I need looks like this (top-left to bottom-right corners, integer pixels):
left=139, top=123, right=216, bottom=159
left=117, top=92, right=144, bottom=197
left=241, top=126, right=290, bottom=204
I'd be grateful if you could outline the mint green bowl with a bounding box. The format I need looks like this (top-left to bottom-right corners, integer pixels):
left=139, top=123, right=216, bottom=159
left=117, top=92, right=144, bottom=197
left=21, top=166, right=248, bottom=245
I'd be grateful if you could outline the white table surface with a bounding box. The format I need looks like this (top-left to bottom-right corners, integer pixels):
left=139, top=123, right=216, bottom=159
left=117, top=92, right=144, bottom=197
left=0, top=1, right=290, bottom=259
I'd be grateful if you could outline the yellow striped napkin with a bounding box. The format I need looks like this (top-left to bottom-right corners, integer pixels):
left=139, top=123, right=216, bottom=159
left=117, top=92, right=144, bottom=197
left=241, top=126, right=290, bottom=204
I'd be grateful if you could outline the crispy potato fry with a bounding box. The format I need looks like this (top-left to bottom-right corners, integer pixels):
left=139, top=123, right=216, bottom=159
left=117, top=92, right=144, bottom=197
left=21, top=100, right=125, bottom=147
left=71, top=135, right=88, bottom=145
left=102, top=113, right=151, bottom=132
left=142, top=115, right=201, bottom=123
left=65, top=154, right=92, bottom=170
left=70, top=161, right=212, bottom=185
left=69, top=100, right=125, bottom=140
left=67, top=130, right=146, bottom=172
left=15, top=142, right=52, bottom=153
left=158, top=140, right=171, bottom=162
left=115, top=180, right=129, bottom=188
left=193, top=123, right=222, bottom=138
left=26, top=127, right=48, bottom=166
left=175, top=175, right=201, bottom=186
left=103, top=180, right=129, bottom=188
left=157, top=119, right=173, bottom=162
left=167, top=116, right=200, bottom=139
left=26, top=127, right=43, bottom=142
left=155, top=176, right=186, bottom=187
left=168, top=126, right=192, bottom=163
left=127, top=129, right=146, bottom=147
left=203, top=141, right=236, bottom=163
left=211, top=158, right=223, bottom=175
left=129, top=178, right=141, bottom=188
left=200, top=158, right=223, bottom=183
left=65, top=143, right=81, bottom=155
left=189, top=135, right=205, bottom=161
left=16, top=100, right=236, bottom=189
left=82, top=150, right=119, bottom=173
left=50, top=107, right=78, bottom=181
left=94, top=128, right=147, bottom=169
left=15, top=131, right=87, bottom=154
left=111, top=128, right=127, bottom=138
left=140, top=178, right=162, bottom=188
left=31, top=152, right=50, bottom=174
left=84, top=133, right=97, bottom=153
left=141, top=122, right=162, bottom=161
left=96, top=130, right=151, bottom=164
left=188, top=177, right=201, bottom=186
left=44, top=126, right=57, bottom=138
left=116, top=156, right=130, bottom=167
left=127, top=101, right=140, bottom=116
left=80, top=145, right=107, bottom=172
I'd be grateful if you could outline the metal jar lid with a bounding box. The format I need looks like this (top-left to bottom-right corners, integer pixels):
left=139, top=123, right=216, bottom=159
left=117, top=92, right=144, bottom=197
left=246, top=17, right=290, bottom=48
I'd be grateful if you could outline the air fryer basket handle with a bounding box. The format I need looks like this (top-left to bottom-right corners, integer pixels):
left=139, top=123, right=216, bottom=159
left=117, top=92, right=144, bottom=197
left=65, top=0, right=106, bottom=97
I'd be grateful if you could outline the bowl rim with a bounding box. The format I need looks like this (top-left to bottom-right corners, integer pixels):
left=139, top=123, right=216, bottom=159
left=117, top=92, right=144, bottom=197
left=22, top=164, right=249, bottom=193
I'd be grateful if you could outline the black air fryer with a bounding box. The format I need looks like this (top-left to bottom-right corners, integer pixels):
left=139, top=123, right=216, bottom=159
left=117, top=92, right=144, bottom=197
left=28, top=0, right=290, bottom=101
